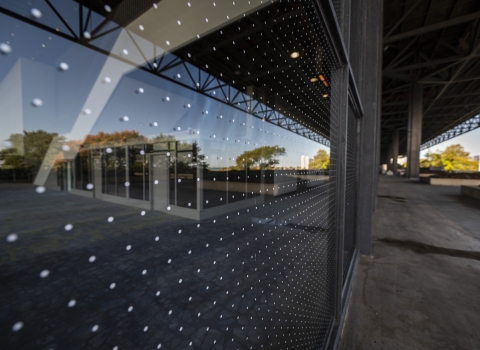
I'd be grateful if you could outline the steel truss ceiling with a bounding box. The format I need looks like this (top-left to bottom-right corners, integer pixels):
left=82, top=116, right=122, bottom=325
left=382, top=0, right=480, bottom=154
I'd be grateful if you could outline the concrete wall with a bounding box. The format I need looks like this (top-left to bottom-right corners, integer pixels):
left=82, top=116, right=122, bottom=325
left=461, top=185, right=480, bottom=200
left=420, top=177, right=480, bottom=186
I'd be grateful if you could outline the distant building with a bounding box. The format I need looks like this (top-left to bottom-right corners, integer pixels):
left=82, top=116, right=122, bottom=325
left=474, top=155, right=480, bottom=171
left=300, top=155, right=309, bottom=169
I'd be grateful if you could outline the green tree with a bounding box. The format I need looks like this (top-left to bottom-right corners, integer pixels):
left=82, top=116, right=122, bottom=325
left=236, top=145, right=286, bottom=169
left=309, top=149, right=330, bottom=170
left=420, top=151, right=442, bottom=168
left=1, top=130, right=64, bottom=175
left=441, top=144, right=478, bottom=172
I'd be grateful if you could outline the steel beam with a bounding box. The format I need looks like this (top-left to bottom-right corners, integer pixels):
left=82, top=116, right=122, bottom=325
left=384, top=12, right=480, bottom=44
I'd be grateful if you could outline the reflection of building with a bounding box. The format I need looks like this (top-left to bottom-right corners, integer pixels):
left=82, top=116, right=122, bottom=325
left=300, top=155, right=310, bottom=169
left=47, top=138, right=328, bottom=220
left=475, top=156, right=480, bottom=171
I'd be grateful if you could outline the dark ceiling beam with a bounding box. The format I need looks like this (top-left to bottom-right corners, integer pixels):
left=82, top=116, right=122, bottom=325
left=384, top=11, right=480, bottom=44
left=384, top=38, right=417, bottom=70
left=428, top=102, right=480, bottom=111
left=384, top=55, right=473, bottom=73
left=383, top=0, right=423, bottom=41
left=382, top=84, right=410, bottom=94
left=424, top=42, right=480, bottom=113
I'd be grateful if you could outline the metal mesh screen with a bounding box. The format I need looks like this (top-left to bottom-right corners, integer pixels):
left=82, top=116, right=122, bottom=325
left=0, top=0, right=343, bottom=349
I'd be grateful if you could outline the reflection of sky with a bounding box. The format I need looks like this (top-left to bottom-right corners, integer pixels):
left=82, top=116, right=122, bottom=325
left=0, top=12, right=329, bottom=168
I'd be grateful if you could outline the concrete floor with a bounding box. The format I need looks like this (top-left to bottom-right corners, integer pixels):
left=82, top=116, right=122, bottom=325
left=339, top=176, right=480, bottom=350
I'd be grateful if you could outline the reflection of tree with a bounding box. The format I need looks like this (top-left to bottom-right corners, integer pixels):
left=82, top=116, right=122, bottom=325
left=420, top=144, right=478, bottom=171
left=82, top=130, right=147, bottom=147
left=0, top=130, right=64, bottom=176
left=309, top=149, right=330, bottom=170
left=235, top=145, right=286, bottom=170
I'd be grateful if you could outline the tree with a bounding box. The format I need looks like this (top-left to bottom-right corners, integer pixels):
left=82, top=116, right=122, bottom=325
left=236, top=145, right=286, bottom=169
left=309, top=149, right=330, bottom=170
left=0, top=130, right=64, bottom=175
left=419, top=151, right=442, bottom=168
left=441, top=144, right=478, bottom=172
left=419, top=144, right=478, bottom=171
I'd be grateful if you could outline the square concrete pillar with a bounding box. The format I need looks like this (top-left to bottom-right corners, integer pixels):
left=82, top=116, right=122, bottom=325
left=406, top=83, right=423, bottom=178
left=389, top=129, right=399, bottom=173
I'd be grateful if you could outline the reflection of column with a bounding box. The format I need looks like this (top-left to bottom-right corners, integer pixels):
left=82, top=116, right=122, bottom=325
left=125, top=146, right=130, bottom=199
left=67, top=162, right=71, bottom=192
left=197, top=162, right=204, bottom=211
left=406, top=83, right=423, bottom=179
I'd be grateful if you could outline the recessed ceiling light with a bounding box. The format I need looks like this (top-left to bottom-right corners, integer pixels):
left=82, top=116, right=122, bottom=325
left=290, top=52, right=300, bottom=59
left=310, top=77, right=318, bottom=82
left=323, top=94, right=329, bottom=98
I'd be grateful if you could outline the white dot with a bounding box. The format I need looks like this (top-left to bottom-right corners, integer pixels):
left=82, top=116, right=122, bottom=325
left=64, top=224, right=73, bottom=231
left=113, top=347, right=118, bottom=350
left=155, top=236, right=159, bottom=241
left=166, top=40, right=170, bottom=45
left=89, top=256, right=96, bottom=262
left=62, top=144, right=70, bottom=151
left=40, top=270, right=49, bottom=278
left=106, top=148, right=112, bottom=153
left=142, top=270, right=147, bottom=275
left=122, top=49, right=129, bottom=55
left=126, top=245, right=131, bottom=250
left=104, top=5, right=112, bottom=12
left=153, top=3, right=158, bottom=8
left=156, top=291, right=161, bottom=296
left=166, top=96, right=170, bottom=101
left=83, top=108, right=92, bottom=115
left=140, top=150, right=145, bottom=155
left=177, top=20, right=181, bottom=25
left=83, top=31, right=91, bottom=39
left=108, top=216, right=114, bottom=222
left=128, top=306, right=133, bottom=312
left=168, top=310, right=172, bottom=315
left=92, top=325, right=99, bottom=332
left=68, top=300, right=76, bottom=307
left=138, top=88, right=144, bottom=93
left=124, top=181, right=130, bottom=187
left=12, top=322, right=23, bottom=332
left=139, top=25, right=144, bottom=31
left=166, top=152, right=170, bottom=156
left=179, top=327, right=183, bottom=331
left=143, top=326, right=148, bottom=332
left=168, top=259, right=172, bottom=263
left=86, top=183, right=94, bottom=190
left=6, top=234, right=18, bottom=243
left=167, top=206, right=171, bottom=211
left=177, top=179, right=181, bottom=183
left=154, top=180, right=159, bottom=184
left=0, top=43, right=12, bottom=54
left=59, top=62, right=69, bottom=71
left=110, top=283, right=116, bottom=289
left=32, top=98, right=43, bottom=107
left=31, top=8, right=42, bottom=18
left=157, top=344, right=162, bottom=349
left=179, top=279, right=183, bottom=283
left=103, top=77, right=111, bottom=84
left=121, top=116, right=129, bottom=122
left=141, top=211, right=146, bottom=216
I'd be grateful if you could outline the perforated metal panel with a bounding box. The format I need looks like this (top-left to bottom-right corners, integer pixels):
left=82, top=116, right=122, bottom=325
left=0, top=0, right=344, bottom=349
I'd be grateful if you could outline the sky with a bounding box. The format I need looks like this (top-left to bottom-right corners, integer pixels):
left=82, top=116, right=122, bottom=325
left=420, top=122, right=480, bottom=159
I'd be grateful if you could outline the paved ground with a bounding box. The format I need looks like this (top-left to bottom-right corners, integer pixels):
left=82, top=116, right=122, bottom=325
left=339, top=176, right=480, bottom=350
left=0, top=181, right=336, bottom=350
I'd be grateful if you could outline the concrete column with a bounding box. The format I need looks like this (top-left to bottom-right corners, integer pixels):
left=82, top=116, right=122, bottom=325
left=406, top=83, right=423, bottom=178
left=389, top=129, right=399, bottom=173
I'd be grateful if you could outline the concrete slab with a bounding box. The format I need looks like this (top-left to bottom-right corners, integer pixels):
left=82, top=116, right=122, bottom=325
left=461, top=185, right=480, bottom=201
left=339, top=176, right=480, bottom=350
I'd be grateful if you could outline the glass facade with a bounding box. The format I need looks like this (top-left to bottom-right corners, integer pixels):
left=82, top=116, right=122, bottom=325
left=0, top=0, right=367, bottom=349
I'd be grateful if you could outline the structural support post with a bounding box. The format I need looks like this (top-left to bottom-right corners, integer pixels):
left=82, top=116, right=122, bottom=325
left=356, top=0, right=382, bottom=257
left=388, top=129, right=399, bottom=173
left=406, top=83, right=423, bottom=178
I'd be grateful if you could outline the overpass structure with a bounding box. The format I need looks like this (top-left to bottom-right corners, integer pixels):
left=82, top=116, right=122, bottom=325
left=381, top=0, right=480, bottom=177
